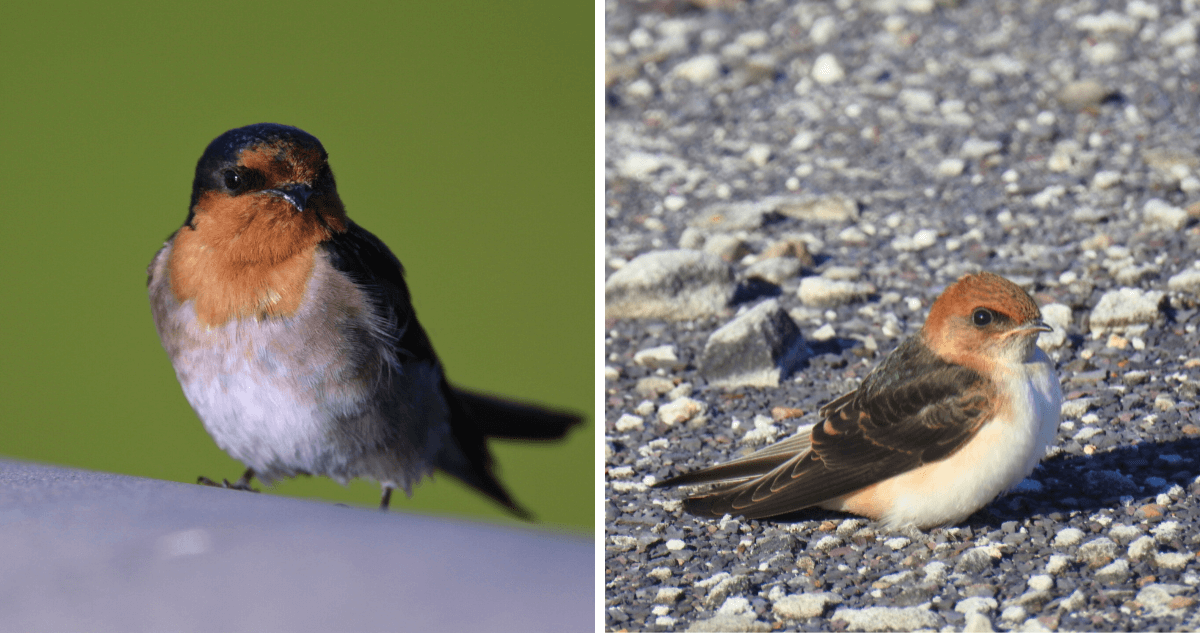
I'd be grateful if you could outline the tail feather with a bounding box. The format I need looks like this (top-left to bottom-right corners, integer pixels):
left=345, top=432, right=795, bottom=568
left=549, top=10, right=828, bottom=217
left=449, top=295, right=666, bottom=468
left=453, top=388, right=583, bottom=440
left=653, top=428, right=814, bottom=489
left=436, top=384, right=582, bottom=520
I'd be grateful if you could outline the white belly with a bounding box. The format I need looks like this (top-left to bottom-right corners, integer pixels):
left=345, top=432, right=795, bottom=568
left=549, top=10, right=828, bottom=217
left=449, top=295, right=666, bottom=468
left=172, top=312, right=371, bottom=482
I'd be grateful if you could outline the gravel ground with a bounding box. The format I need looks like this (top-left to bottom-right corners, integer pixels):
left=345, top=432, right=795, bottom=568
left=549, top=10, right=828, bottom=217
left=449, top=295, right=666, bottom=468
left=603, top=1, right=1200, bottom=631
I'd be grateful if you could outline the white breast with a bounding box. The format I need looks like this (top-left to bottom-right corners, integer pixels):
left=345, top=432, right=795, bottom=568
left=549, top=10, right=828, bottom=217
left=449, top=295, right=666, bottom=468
left=149, top=245, right=447, bottom=491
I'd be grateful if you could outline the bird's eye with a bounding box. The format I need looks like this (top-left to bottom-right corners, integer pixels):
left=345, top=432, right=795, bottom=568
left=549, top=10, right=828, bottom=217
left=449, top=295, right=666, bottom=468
left=222, top=170, right=241, bottom=190
left=972, top=308, right=994, bottom=327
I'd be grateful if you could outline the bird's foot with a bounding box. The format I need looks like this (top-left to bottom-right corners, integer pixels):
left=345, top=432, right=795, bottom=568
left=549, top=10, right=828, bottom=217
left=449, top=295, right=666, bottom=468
left=197, top=468, right=259, bottom=493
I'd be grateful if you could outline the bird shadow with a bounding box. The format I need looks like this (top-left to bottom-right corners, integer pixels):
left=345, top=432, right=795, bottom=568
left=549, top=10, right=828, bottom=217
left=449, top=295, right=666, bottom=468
left=961, top=435, right=1199, bottom=530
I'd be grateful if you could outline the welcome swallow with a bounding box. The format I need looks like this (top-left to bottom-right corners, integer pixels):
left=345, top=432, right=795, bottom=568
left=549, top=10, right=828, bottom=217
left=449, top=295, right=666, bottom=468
left=148, top=123, right=581, bottom=518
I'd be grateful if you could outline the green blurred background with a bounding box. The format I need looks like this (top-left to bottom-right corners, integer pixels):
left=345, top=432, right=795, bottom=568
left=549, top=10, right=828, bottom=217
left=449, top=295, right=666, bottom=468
left=0, top=3, right=593, bottom=530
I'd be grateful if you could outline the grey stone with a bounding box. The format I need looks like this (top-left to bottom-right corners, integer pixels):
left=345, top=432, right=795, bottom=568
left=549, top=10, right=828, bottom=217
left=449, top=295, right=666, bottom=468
left=1078, top=537, right=1119, bottom=567
left=1094, top=559, right=1130, bottom=583
left=635, top=376, right=676, bottom=398
left=1053, top=527, right=1085, bottom=547
left=957, top=546, right=1001, bottom=572
left=655, top=587, right=684, bottom=603
left=797, top=277, right=875, bottom=307
left=699, top=299, right=808, bottom=389
left=744, top=256, right=803, bottom=285
left=605, top=250, right=734, bottom=320
left=831, top=606, right=941, bottom=631
left=1134, top=584, right=1192, bottom=617
left=772, top=592, right=842, bottom=620
left=686, top=614, right=771, bottom=632
left=704, top=574, right=750, bottom=608
left=775, top=194, right=859, bottom=224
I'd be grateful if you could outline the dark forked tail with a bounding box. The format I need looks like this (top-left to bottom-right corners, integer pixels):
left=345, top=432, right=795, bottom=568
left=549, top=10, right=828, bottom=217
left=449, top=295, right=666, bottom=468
left=436, top=385, right=583, bottom=520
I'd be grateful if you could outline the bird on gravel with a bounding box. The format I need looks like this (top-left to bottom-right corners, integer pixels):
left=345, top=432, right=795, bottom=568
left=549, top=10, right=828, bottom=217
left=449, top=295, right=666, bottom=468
left=654, top=271, right=1062, bottom=529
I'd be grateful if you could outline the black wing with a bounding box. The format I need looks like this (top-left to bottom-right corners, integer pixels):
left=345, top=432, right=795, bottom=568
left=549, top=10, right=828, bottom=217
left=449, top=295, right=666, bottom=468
left=322, top=222, right=524, bottom=513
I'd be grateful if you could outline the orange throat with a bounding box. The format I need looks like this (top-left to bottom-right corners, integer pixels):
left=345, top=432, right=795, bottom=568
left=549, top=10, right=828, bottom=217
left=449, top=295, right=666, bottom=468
left=167, top=192, right=337, bottom=327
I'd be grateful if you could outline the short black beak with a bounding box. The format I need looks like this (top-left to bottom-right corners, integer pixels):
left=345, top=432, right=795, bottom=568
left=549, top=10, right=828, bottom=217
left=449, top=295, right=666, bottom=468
left=267, top=184, right=313, bottom=213
left=1019, top=320, right=1053, bottom=334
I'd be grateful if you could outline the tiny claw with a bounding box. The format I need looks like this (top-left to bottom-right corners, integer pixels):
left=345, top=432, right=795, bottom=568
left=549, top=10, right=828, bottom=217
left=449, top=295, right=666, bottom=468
left=196, top=468, right=260, bottom=493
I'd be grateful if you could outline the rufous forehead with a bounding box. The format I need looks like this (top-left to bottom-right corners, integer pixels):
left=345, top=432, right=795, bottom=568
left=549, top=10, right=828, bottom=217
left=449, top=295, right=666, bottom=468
left=941, top=272, right=1041, bottom=322
left=238, top=140, right=325, bottom=184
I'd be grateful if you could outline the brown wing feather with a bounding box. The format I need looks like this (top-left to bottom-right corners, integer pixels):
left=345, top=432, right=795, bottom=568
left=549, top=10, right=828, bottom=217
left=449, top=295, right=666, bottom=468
left=653, top=428, right=814, bottom=488
left=677, top=337, right=997, bottom=520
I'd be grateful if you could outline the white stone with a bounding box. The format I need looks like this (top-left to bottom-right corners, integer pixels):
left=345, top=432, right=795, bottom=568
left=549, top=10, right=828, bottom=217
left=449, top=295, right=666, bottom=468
left=1089, top=288, right=1164, bottom=334
left=654, top=587, right=683, bottom=603
left=1092, top=170, right=1122, bottom=189
left=634, top=345, right=685, bottom=370
left=961, top=138, right=1002, bottom=159
left=798, top=277, right=874, bottom=307
left=1128, top=535, right=1156, bottom=560
left=790, top=130, right=817, bottom=151
left=1161, top=20, right=1198, bottom=48
left=1127, top=1, right=1159, bottom=20
left=615, top=414, right=644, bottom=432
left=812, top=53, right=845, bottom=84
left=810, top=17, right=838, bottom=46
left=1087, top=41, right=1122, bottom=64
left=955, top=597, right=998, bottom=614
left=1168, top=268, right=1200, bottom=293
left=892, top=229, right=938, bottom=251
left=664, top=195, right=686, bottom=212
left=1053, top=527, right=1085, bottom=547
left=1154, top=552, right=1194, bottom=570
left=744, top=143, right=772, bottom=167
left=1027, top=575, right=1053, bottom=591
left=772, top=592, right=841, bottom=620
left=1144, top=198, right=1188, bottom=230
left=658, top=397, right=707, bottom=426
left=616, top=152, right=666, bottom=180
left=673, top=54, right=721, bottom=84
left=898, top=88, right=936, bottom=113
left=1075, top=11, right=1138, bottom=34
left=937, top=158, right=965, bottom=177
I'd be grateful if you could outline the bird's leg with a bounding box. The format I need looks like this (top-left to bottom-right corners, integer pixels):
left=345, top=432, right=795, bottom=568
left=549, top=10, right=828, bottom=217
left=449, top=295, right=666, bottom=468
left=197, top=468, right=259, bottom=493
left=379, top=486, right=393, bottom=511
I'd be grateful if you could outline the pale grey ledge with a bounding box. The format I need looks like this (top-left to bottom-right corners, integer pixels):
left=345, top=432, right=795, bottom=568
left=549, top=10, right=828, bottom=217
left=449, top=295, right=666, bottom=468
left=0, top=459, right=592, bottom=632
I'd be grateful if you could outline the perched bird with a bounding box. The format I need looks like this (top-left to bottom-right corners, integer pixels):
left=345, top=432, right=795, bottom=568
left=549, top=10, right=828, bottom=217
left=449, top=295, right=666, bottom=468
left=148, top=123, right=581, bottom=518
left=655, top=272, right=1062, bottom=529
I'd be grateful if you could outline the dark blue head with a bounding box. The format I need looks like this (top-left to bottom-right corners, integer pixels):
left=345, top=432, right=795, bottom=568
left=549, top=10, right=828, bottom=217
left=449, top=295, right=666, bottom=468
left=186, top=123, right=332, bottom=225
